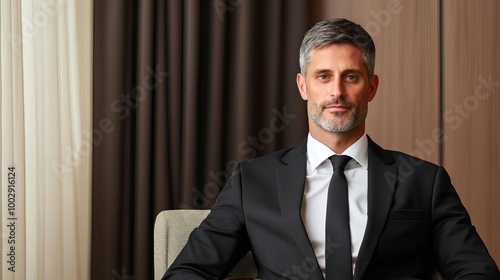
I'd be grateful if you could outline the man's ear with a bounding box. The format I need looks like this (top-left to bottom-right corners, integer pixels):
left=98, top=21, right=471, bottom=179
left=297, top=73, right=308, bottom=101
left=368, top=74, right=379, bottom=102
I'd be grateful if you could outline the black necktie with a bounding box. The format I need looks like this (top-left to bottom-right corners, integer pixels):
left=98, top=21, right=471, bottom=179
left=326, top=155, right=353, bottom=280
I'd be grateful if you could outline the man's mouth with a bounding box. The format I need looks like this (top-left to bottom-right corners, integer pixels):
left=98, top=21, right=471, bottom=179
left=323, top=100, right=351, bottom=113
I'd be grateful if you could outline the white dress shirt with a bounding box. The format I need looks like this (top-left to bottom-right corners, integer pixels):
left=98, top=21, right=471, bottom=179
left=301, top=133, right=368, bottom=276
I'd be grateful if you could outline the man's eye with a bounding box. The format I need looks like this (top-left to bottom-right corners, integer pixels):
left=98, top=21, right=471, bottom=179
left=345, top=74, right=358, bottom=81
left=318, top=74, right=328, bottom=80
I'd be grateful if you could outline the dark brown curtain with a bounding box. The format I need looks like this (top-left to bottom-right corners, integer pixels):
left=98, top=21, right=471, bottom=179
left=92, top=0, right=313, bottom=279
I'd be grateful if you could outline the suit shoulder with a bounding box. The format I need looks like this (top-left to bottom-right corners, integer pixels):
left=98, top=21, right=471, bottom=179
left=240, top=138, right=307, bottom=168
left=385, top=149, right=441, bottom=171
left=243, top=146, right=296, bottom=166
left=368, top=136, right=440, bottom=170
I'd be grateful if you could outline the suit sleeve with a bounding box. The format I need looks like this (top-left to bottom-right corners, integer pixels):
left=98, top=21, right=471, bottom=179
left=431, top=166, right=500, bottom=279
left=162, top=164, right=251, bottom=280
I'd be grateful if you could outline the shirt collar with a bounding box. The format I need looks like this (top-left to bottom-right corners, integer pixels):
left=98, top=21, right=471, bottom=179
left=307, top=133, right=369, bottom=170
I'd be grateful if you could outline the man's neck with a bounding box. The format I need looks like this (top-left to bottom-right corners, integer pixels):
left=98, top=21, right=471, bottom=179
left=309, top=121, right=365, bottom=154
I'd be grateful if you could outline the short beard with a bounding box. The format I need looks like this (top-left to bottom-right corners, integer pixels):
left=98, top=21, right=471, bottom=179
left=307, top=98, right=367, bottom=132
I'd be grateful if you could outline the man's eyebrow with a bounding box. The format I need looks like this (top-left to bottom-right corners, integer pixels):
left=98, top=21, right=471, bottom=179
left=312, top=69, right=332, bottom=75
left=312, top=68, right=364, bottom=75
left=342, top=68, right=363, bottom=74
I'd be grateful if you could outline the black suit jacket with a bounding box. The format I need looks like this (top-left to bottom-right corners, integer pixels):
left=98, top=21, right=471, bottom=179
left=164, top=136, right=500, bottom=279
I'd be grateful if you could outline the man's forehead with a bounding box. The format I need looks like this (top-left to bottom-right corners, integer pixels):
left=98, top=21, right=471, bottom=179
left=309, top=46, right=364, bottom=66
left=311, top=43, right=363, bottom=56
left=307, top=45, right=367, bottom=75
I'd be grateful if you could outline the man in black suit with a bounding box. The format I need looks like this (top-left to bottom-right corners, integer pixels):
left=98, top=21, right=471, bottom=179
left=164, top=18, right=500, bottom=279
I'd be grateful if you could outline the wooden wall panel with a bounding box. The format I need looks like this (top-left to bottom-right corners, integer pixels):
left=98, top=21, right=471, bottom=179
left=312, top=0, right=440, bottom=163
left=442, top=0, right=500, bottom=264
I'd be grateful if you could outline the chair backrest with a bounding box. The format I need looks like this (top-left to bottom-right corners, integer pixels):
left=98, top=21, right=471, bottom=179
left=153, top=209, right=258, bottom=280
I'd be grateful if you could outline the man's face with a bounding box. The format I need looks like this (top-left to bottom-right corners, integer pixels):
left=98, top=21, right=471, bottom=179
left=297, top=43, right=378, bottom=134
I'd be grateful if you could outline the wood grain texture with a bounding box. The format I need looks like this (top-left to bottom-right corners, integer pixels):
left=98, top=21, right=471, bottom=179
left=442, top=0, right=500, bottom=264
left=312, top=0, right=440, bottom=164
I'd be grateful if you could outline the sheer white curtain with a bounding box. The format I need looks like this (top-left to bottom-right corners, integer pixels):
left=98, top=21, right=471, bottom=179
left=1, top=0, right=92, bottom=279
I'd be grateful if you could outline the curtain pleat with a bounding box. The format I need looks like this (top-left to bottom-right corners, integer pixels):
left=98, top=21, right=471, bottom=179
left=1, top=1, right=26, bottom=279
left=165, top=0, right=183, bottom=208
left=92, top=0, right=131, bottom=278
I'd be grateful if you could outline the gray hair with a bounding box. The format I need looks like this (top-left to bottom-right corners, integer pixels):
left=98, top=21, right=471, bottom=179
left=299, top=18, right=376, bottom=78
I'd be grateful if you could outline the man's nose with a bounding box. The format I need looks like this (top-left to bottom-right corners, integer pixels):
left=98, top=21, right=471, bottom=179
left=329, top=77, right=344, bottom=98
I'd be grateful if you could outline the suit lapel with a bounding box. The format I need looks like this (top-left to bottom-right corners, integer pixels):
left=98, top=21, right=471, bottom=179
left=276, top=139, right=324, bottom=279
left=354, top=137, right=397, bottom=280
left=276, top=137, right=397, bottom=279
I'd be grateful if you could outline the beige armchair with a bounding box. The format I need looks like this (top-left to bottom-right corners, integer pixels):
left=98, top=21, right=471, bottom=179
left=153, top=209, right=258, bottom=280
left=154, top=209, right=443, bottom=280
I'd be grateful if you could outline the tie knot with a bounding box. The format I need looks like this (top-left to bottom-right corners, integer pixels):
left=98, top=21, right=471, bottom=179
left=329, top=155, right=352, bottom=171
